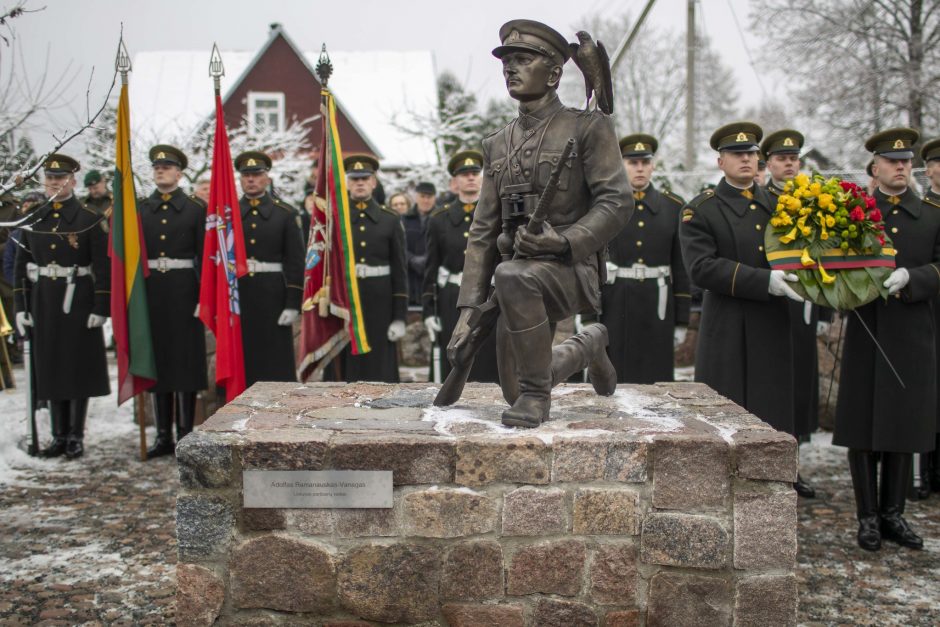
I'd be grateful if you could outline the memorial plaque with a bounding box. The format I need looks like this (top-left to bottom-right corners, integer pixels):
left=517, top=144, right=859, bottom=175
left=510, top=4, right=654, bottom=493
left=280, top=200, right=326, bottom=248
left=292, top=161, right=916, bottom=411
left=243, top=470, right=393, bottom=508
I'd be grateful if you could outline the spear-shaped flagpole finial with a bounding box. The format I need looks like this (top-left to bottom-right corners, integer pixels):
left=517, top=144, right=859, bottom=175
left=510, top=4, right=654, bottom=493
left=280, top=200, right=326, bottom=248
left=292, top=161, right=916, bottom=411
left=315, top=43, right=333, bottom=88
left=115, top=36, right=131, bottom=85
left=209, top=43, right=224, bottom=93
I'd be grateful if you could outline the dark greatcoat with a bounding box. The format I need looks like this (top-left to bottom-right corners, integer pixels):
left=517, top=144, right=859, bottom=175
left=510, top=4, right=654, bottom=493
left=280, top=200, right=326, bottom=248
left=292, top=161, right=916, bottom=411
left=341, top=197, right=408, bottom=383
left=679, top=178, right=794, bottom=433
left=402, top=205, right=430, bottom=307
left=422, top=200, right=499, bottom=383
left=929, top=188, right=940, bottom=432
left=237, top=192, right=305, bottom=386
left=768, top=182, right=830, bottom=436
left=834, top=188, right=940, bottom=452
left=139, top=188, right=208, bottom=393
left=600, top=184, right=690, bottom=383
left=14, top=196, right=110, bottom=400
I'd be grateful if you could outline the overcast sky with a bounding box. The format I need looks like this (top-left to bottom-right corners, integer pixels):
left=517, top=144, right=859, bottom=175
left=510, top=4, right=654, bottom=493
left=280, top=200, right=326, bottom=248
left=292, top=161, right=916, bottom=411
left=12, top=0, right=761, bottom=152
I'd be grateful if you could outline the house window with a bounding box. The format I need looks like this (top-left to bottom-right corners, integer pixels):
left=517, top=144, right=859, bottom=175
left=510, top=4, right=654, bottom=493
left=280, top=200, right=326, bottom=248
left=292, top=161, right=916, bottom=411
left=248, top=91, right=285, bottom=133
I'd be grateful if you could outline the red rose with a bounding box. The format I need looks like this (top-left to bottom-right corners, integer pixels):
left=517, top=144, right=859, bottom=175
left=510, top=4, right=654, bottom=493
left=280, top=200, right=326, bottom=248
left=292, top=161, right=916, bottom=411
left=840, top=181, right=860, bottom=193
left=864, top=195, right=876, bottom=209
left=877, top=223, right=885, bottom=231
left=869, top=208, right=882, bottom=222
left=849, top=207, right=865, bottom=221
left=878, top=234, right=886, bottom=246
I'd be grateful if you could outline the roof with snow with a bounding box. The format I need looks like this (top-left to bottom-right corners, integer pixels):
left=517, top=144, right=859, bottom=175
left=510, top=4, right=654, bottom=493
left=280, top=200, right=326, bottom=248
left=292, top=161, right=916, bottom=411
left=128, top=27, right=439, bottom=168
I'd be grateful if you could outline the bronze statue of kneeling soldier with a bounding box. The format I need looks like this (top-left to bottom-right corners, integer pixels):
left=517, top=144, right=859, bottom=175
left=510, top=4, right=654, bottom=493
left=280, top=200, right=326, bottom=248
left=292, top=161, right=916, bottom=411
left=438, top=20, right=632, bottom=428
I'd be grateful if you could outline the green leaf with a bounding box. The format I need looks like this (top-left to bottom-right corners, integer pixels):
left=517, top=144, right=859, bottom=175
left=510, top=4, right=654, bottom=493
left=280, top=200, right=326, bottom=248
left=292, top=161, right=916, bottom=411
left=797, top=270, right=822, bottom=304
left=842, top=268, right=873, bottom=302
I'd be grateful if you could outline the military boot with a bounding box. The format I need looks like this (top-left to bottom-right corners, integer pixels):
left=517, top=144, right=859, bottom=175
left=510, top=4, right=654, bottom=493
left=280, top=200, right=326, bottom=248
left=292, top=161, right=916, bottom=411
left=550, top=323, right=617, bottom=396
left=880, top=452, right=923, bottom=549
left=147, top=393, right=175, bottom=459
left=64, top=398, right=88, bottom=459
left=848, top=449, right=881, bottom=551
left=40, top=401, right=69, bottom=458
left=502, top=320, right=553, bottom=428
left=175, top=391, right=197, bottom=443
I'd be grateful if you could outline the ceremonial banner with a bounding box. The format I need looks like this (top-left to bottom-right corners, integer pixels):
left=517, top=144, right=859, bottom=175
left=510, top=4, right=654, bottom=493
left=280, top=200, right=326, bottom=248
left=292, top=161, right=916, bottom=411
left=199, top=93, right=249, bottom=401
left=110, top=78, right=156, bottom=405
left=297, top=87, right=369, bottom=381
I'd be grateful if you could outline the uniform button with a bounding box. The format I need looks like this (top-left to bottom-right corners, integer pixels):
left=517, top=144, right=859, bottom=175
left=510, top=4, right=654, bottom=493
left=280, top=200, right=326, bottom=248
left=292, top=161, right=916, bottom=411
left=160, top=234, right=166, bottom=240
left=250, top=238, right=256, bottom=244
left=638, top=258, right=644, bottom=264
left=360, top=241, right=366, bottom=247
left=464, top=216, right=470, bottom=222
left=892, top=209, right=899, bottom=215
left=161, top=218, right=167, bottom=224
left=755, top=224, right=762, bottom=231
left=251, top=223, right=257, bottom=229
left=252, top=210, right=259, bottom=215
left=636, top=241, right=643, bottom=247
left=50, top=243, right=56, bottom=250
left=891, top=227, right=898, bottom=233
left=360, top=257, right=366, bottom=263
left=749, top=203, right=757, bottom=210
left=359, top=225, right=365, bottom=231
left=161, top=204, right=168, bottom=210
left=159, top=251, right=166, bottom=257
left=758, top=245, right=764, bottom=252
left=52, top=212, right=60, bottom=218
left=524, top=170, right=530, bottom=177
left=463, top=232, right=469, bottom=238
left=249, top=272, right=255, bottom=277
left=359, top=212, right=365, bottom=220
left=524, top=149, right=532, bottom=157
left=638, top=221, right=645, bottom=228
left=637, top=205, right=644, bottom=211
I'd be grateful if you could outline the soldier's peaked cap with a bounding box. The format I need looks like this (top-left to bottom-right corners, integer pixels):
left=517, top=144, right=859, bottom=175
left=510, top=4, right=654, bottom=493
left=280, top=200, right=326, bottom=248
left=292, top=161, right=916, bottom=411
left=43, top=153, right=80, bottom=174
left=493, top=20, right=571, bottom=65
left=865, top=127, right=919, bottom=160
left=343, top=153, right=380, bottom=179
left=149, top=144, right=188, bottom=170
left=921, top=137, right=940, bottom=162
left=448, top=150, right=484, bottom=176
left=619, top=134, right=658, bottom=158
left=235, top=150, right=272, bottom=173
left=710, top=122, right=762, bottom=152
left=761, top=129, right=804, bottom=157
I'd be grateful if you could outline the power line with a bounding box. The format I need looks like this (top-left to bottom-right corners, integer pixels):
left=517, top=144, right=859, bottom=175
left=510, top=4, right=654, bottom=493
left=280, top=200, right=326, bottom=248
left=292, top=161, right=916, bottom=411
left=725, top=0, right=768, bottom=100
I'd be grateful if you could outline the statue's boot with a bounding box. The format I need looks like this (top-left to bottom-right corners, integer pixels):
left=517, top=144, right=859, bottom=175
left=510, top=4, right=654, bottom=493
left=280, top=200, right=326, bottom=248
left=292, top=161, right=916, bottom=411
left=550, top=322, right=617, bottom=396
left=501, top=320, right=552, bottom=429
left=146, top=393, right=175, bottom=460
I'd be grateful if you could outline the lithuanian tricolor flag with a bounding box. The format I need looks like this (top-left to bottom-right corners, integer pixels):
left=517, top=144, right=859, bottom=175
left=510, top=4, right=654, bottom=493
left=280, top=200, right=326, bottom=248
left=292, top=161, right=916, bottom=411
left=110, top=78, right=156, bottom=404
left=297, top=87, right=369, bottom=381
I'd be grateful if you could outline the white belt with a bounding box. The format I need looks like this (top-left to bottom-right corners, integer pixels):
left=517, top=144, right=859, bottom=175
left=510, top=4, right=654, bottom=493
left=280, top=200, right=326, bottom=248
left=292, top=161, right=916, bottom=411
left=247, top=260, right=283, bottom=273
left=356, top=264, right=390, bottom=278
left=147, top=258, right=194, bottom=272
left=26, top=262, right=93, bottom=314
left=606, top=263, right=672, bottom=321
left=437, top=266, right=463, bottom=288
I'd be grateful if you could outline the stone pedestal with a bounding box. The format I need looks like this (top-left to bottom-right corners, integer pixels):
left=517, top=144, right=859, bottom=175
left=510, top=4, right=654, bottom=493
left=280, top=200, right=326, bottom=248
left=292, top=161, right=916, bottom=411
left=175, top=382, right=798, bottom=626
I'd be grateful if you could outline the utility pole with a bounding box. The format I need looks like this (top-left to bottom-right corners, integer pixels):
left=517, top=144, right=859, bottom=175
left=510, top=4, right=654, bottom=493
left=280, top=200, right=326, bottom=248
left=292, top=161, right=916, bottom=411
left=685, top=0, right=696, bottom=170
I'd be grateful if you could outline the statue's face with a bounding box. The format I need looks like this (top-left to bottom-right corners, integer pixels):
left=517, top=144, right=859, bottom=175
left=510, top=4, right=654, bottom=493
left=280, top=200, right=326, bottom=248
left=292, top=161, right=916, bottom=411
left=501, top=51, right=558, bottom=102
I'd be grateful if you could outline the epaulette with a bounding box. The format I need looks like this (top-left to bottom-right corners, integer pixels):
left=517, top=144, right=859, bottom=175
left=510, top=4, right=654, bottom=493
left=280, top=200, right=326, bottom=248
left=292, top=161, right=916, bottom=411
left=662, top=189, right=685, bottom=206
left=81, top=203, right=98, bottom=215
left=430, top=204, right=450, bottom=218
left=189, top=194, right=207, bottom=208
left=681, top=190, right=714, bottom=224
left=273, top=198, right=295, bottom=212
left=924, top=196, right=940, bottom=209
left=380, top=204, right=399, bottom=218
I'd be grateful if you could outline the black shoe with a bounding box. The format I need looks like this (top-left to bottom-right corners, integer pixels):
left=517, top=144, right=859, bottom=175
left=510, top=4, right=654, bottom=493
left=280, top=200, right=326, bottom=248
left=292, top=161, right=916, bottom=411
left=881, top=514, right=923, bottom=549
left=857, top=515, right=882, bottom=551
left=40, top=437, right=67, bottom=458
left=64, top=436, right=84, bottom=459
left=794, top=475, right=816, bottom=498
left=146, top=438, right=175, bottom=460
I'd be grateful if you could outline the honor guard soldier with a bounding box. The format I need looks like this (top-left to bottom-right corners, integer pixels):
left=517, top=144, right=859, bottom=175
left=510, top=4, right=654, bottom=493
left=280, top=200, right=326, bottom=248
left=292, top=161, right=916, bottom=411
left=918, top=137, right=940, bottom=495
left=139, top=145, right=208, bottom=458
left=763, top=129, right=829, bottom=498
left=342, top=154, right=408, bottom=382
left=403, top=181, right=437, bottom=306
left=679, top=122, right=802, bottom=439
left=235, top=150, right=305, bottom=386
left=14, top=154, right=110, bottom=458
left=834, top=128, right=940, bottom=551
left=601, top=134, right=689, bottom=383
left=449, top=20, right=630, bottom=427
left=423, top=151, right=499, bottom=383
left=82, top=169, right=112, bottom=233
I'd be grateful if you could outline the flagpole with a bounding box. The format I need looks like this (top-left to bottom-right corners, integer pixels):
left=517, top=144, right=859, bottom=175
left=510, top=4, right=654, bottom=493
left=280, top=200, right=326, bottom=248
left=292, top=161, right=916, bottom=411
left=115, top=38, right=148, bottom=462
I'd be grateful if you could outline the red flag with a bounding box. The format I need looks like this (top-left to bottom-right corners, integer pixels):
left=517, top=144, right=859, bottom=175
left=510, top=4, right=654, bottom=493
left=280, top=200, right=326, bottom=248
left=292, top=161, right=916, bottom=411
left=199, top=94, right=248, bottom=402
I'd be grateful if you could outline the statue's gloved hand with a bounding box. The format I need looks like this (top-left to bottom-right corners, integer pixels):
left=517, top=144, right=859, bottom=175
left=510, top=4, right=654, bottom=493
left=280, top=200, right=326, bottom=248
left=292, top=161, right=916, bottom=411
left=15, top=312, right=32, bottom=335
left=816, top=321, right=831, bottom=337
left=425, top=316, right=442, bottom=343
left=387, top=320, right=406, bottom=342
left=673, top=326, right=688, bottom=347
left=514, top=221, right=569, bottom=258
left=87, top=314, right=107, bottom=329
left=448, top=307, right=475, bottom=358
left=277, top=309, right=299, bottom=326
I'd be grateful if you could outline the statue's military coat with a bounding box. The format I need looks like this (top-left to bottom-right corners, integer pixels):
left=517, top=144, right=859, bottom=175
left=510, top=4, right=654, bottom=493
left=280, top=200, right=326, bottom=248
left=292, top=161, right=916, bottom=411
left=422, top=200, right=498, bottom=383
left=679, top=178, right=794, bottom=433
left=834, top=189, right=940, bottom=452
left=13, top=196, right=110, bottom=400
left=341, top=197, right=407, bottom=383
left=237, top=192, right=305, bottom=386
left=600, top=184, right=689, bottom=383
left=139, top=188, right=207, bottom=393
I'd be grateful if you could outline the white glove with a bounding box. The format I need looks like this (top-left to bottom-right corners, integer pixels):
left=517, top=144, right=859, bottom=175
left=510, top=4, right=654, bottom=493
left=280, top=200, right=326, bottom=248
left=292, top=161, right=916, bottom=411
left=193, top=304, right=200, bottom=318
left=15, top=312, right=32, bottom=335
left=87, top=314, right=107, bottom=329
left=673, top=326, right=688, bottom=347
left=424, top=316, right=442, bottom=343
left=605, top=261, right=617, bottom=284
left=277, top=308, right=299, bottom=326
left=387, top=320, right=406, bottom=342
left=883, top=268, right=910, bottom=295
left=816, top=321, right=831, bottom=337
left=768, top=270, right=804, bottom=303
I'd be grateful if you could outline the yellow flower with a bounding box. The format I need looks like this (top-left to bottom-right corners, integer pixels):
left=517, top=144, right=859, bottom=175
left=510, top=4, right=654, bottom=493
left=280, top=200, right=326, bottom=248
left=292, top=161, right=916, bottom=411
left=787, top=197, right=802, bottom=211
left=795, top=173, right=810, bottom=188
left=783, top=180, right=794, bottom=192
left=801, top=226, right=812, bottom=236
left=800, top=248, right=815, bottom=267
left=806, top=182, right=822, bottom=197
left=780, top=227, right=799, bottom=244
left=821, top=231, right=829, bottom=240
left=818, top=261, right=836, bottom=284
left=793, top=189, right=803, bottom=199
left=825, top=215, right=836, bottom=228
left=818, top=193, right=833, bottom=210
